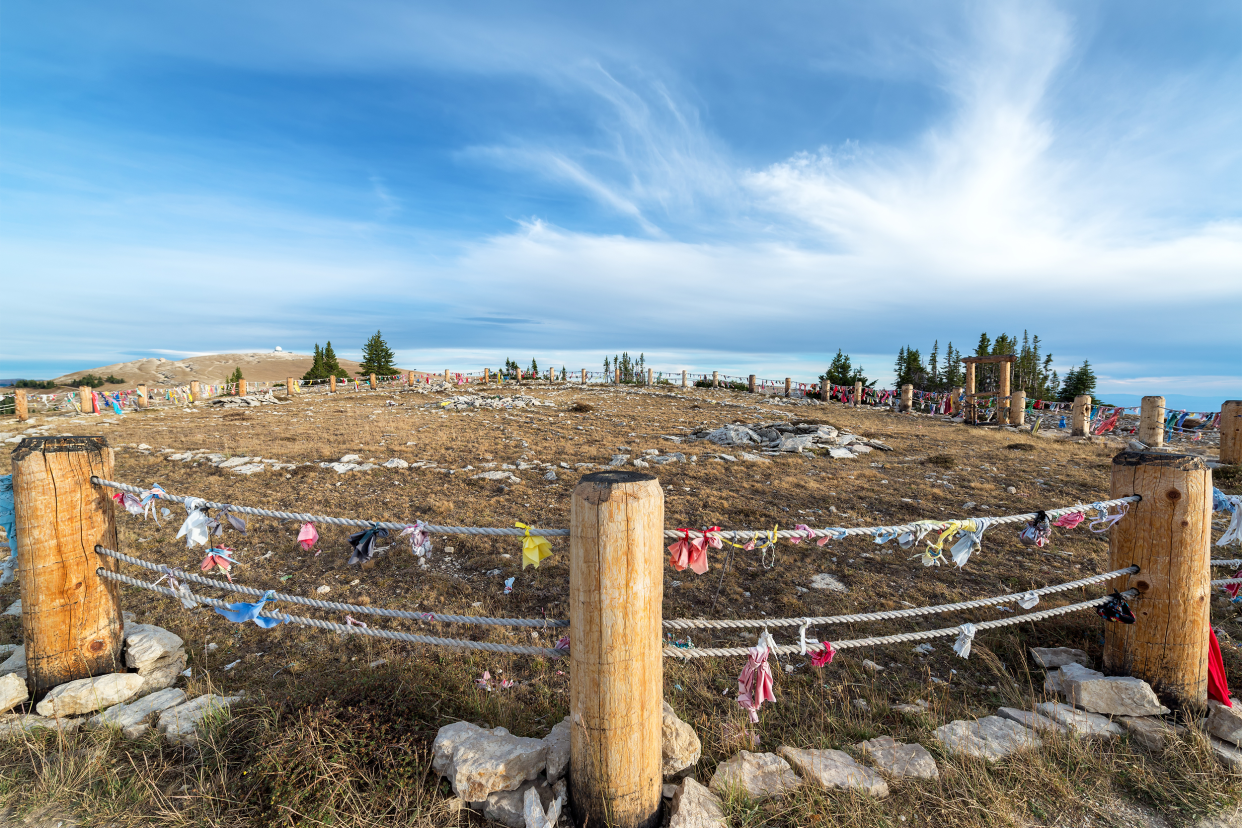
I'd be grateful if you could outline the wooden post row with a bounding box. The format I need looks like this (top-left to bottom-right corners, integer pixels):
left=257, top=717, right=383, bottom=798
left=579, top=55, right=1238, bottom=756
left=1104, top=451, right=1211, bottom=703
left=647, top=368, right=653, bottom=386
left=370, top=373, right=377, bottom=390
left=13, top=436, right=124, bottom=697
left=329, top=376, right=337, bottom=393
left=615, top=368, right=621, bottom=385
left=1221, top=401, right=1242, bottom=465
left=1071, top=395, right=1092, bottom=437
left=14, top=389, right=28, bottom=422
left=819, top=378, right=828, bottom=401
left=581, top=369, right=587, bottom=385
left=570, top=470, right=663, bottom=828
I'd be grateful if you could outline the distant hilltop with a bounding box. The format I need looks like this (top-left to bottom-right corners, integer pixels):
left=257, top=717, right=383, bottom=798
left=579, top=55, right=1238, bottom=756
left=51, top=352, right=412, bottom=387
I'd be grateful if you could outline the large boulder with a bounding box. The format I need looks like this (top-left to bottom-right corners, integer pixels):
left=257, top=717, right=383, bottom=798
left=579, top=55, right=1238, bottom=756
left=432, top=722, right=549, bottom=802
left=0, top=673, right=28, bottom=715
left=1045, top=664, right=1169, bottom=717
left=853, top=736, right=939, bottom=780
left=35, top=673, right=145, bottom=718
left=669, top=778, right=727, bottom=828
left=934, top=716, right=1043, bottom=762
left=709, top=751, right=802, bottom=800
left=777, top=746, right=888, bottom=797
left=663, top=702, right=702, bottom=776
left=86, top=687, right=187, bottom=739
left=1207, top=699, right=1242, bottom=747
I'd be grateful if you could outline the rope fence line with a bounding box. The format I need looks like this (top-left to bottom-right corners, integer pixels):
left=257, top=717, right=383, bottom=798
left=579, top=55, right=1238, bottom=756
left=91, top=477, right=1140, bottom=542
left=661, top=565, right=1140, bottom=630
left=95, top=546, right=569, bottom=628
left=1212, top=559, right=1242, bottom=568
left=99, top=570, right=566, bottom=657
left=664, top=590, right=1138, bottom=659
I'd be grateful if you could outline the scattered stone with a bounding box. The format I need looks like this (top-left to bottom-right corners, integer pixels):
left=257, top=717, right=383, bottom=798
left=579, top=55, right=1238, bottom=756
left=382, top=458, right=409, bottom=469
left=2, top=600, right=18, bottom=617
left=740, top=453, right=770, bottom=463
left=709, top=750, right=802, bottom=799
left=704, top=425, right=762, bottom=447
left=912, top=644, right=934, bottom=655
left=36, top=673, right=145, bottom=718
left=0, top=714, right=81, bottom=738
left=1045, top=664, right=1170, bottom=717
left=778, top=434, right=814, bottom=453
left=854, top=736, right=939, bottom=781
left=543, top=717, right=571, bottom=784
left=861, top=660, right=884, bottom=673
left=316, top=585, right=331, bottom=594
left=1119, top=715, right=1181, bottom=751
left=1035, top=702, right=1124, bottom=738
left=339, top=454, right=363, bottom=463
left=808, top=573, right=848, bottom=592
left=157, top=693, right=241, bottom=745
left=662, top=701, right=702, bottom=777
left=86, top=687, right=187, bottom=738
left=1210, top=737, right=1242, bottom=772
left=996, top=707, right=1066, bottom=735
left=478, top=778, right=553, bottom=828
left=1206, top=699, right=1242, bottom=747
left=1, top=646, right=26, bottom=680
left=474, top=470, right=522, bottom=484
left=1030, top=647, right=1091, bottom=669
left=0, top=673, right=28, bottom=715
left=669, top=778, right=727, bottom=828
left=827, top=448, right=855, bottom=459
left=432, top=721, right=549, bottom=802
left=544, top=470, right=558, bottom=481
left=522, top=783, right=564, bottom=828
left=608, top=454, right=630, bottom=466
left=934, top=716, right=1043, bottom=762
left=124, top=624, right=184, bottom=672
left=777, top=746, right=888, bottom=797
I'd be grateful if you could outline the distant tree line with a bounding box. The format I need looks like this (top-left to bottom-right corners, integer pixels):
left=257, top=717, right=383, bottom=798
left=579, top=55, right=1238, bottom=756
left=892, top=332, right=1095, bottom=401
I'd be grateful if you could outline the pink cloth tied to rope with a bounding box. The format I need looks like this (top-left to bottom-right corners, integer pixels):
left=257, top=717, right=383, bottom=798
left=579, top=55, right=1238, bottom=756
left=1052, top=511, right=1085, bottom=529
left=668, top=528, right=719, bottom=575
left=810, top=641, right=836, bottom=667
left=736, top=644, right=776, bottom=723
left=1089, top=503, right=1129, bottom=533
left=201, top=548, right=236, bottom=582
left=789, top=524, right=816, bottom=544
left=297, top=522, right=318, bottom=551
left=1225, top=569, right=1242, bottom=601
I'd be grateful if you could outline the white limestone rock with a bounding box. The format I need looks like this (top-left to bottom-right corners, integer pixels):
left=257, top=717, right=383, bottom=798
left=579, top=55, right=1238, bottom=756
left=473, top=471, right=522, bottom=484
left=777, top=746, right=889, bottom=797
left=777, top=434, right=814, bottom=453
left=157, top=693, right=241, bottom=745
left=135, top=651, right=188, bottom=695
left=1029, top=647, right=1091, bottom=669
left=0, top=714, right=82, bottom=738
left=1119, top=715, right=1181, bottom=751
left=1035, top=702, right=1124, bottom=738
left=663, top=701, right=702, bottom=776
left=853, top=736, right=939, bottom=780
left=0, top=672, right=28, bottom=715
left=0, top=646, right=25, bottom=680
left=2, top=600, right=19, bottom=616
left=705, top=425, right=761, bottom=447
left=996, top=707, right=1067, bottom=735
left=432, top=721, right=549, bottom=802
left=542, top=717, right=571, bottom=784
left=1210, top=736, right=1242, bottom=772
left=35, top=673, right=145, bottom=718
left=477, top=778, right=554, bottom=828
left=381, top=458, right=409, bottom=469
left=1206, top=698, right=1242, bottom=747
left=709, top=750, right=802, bottom=800
left=669, top=778, right=727, bottom=828
left=934, top=716, right=1043, bottom=762
left=809, top=573, right=848, bottom=592
left=87, top=687, right=187, bottom=739
left=522, top=783, right=564, bottom=828
left=124, top=624, right=184, bottom=672
left=827, top=448, right=855, bottom=459
left=1045, top=663, right=1170, bottom=717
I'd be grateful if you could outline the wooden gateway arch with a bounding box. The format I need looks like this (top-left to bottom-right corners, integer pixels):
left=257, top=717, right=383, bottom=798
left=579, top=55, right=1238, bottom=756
left=962, top=354, right=1017, bottom=426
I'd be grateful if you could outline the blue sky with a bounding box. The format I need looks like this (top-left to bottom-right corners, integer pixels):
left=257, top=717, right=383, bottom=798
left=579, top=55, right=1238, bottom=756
left=2, top=1, right=1239, bottom=405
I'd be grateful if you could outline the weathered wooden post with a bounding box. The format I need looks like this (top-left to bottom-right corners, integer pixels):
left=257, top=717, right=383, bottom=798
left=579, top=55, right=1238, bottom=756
left=13, top=436, right=125, bottom=697
left=853, top=380, right=863, bottom=407
left=964, top=362, right=977, bottom=423
left=1103, top=452, right=1210, bottom=703
left=286, top=377, right=295, bottom=397
left=135, top=384, right=147, bottom=409
left=570, top=470, right=663, bottom=828
left=14, top=389, right=28, bottom=422
left=784, top=377, right=791, bottom=397
left=950, top=386, right=963, bottom=416
left=748, top=374, right=756, bottom=393
left=578, top=369, right=584, bottom=385
left=998, top=360, right=1012, bottom=425
left=1138, top=396, right=1165, bottom=448
left=712, top=371, right=719, bottom=388
left=1011, top=391, right=1026, bottom=427
left=681, top=370, right=687, bottom=388
left=329, top=376, right=337, bottom=393
left=1072, top=395, right=1092, bottom=437
left=899, top=384, right=913, bottom=413
left=647, top=368, right=653, bottom=386
left=819, top=378, right=828, bottom=401
left=368, top=373, right=376, bottom=390
left=189, top=381, right=200, bottom=402
left=77, top=386, right=92, bottom=414
left=614, top=368, right=621, bottom=385
left=237, top=379, right=247, bottom=397
left=1221, top=401, right=1242, bottom=465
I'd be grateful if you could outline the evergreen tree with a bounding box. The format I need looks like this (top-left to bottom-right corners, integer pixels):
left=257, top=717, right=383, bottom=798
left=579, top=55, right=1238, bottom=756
left=227, top=367, right=244, bottom=384
left=529, top=358, right=539, bottom=376
left=357, top=331, right=396, bottom=376
left=603, top=356, right=610, bottom=377
left=820, top=350, right=872, bottom=388
left=928, top=340, right=940, bottom=389
left=323, top=342, right=349, bottom=379
left=1059, top=360, right=1097, bottom=400
left=302, top=344, right=327, bottom=382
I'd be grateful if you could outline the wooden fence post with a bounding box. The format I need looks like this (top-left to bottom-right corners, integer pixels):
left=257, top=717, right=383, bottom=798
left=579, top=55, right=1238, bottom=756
left=443, top=369, right=450, bottom=385
left=712, top=371, right=719, bottom=388
left=286, top=377, right=295, bottom=397
left=1221, top=401, right=1242, bottom=465
left=329, top=376, right=336, bottom=393
left=580, top=369, right=587, bottom=385
left=1138, top=396, right=1165, bottom=448
left=681, top=370, right=687, bottom=388
left=12, top=436, right=124, bottom=697
left=570, top=470, right=663, bottom=828
left=14, top=389, right=28, bottom=422
left=748, top=374, right=756, bottom=393
left=189, top=381, right=200, bottom=402
left=1072, top=395, right=1092, bottom=437
left=647, top=368, right=653, bottom=386
left=237, top=379, right=247, bottom=397
left=964, top=363, right=977, bottom=423
left=615, top=368, right=621, bottom=385
left=950, top=386, right=963, bottom=416
left=135, top=385, right=147, bottom=409
left=899, top=384, right=913, bottom=413
left=78, top=386, right=92, bottom=414
left=1103, top=451, right=1211, bottom=703
left=854, top=380, right=863, bottom=407
left=998, top=361, right=1012, bottom=425
left=784, top=378, right=791, bottom=397
left=1011, top=391, right=1026, bottom=427
left=819, top=378, right=828, bottom=402
left=368, top=373, right=376, bottom=390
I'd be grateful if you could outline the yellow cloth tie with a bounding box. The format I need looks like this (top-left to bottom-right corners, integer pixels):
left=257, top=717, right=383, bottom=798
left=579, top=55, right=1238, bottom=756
left=517, top=521, right=552, bottom=569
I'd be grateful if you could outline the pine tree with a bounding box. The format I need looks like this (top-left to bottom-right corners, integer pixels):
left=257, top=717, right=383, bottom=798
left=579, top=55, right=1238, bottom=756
left=227, top=367, right=244, bottom=384
left=529, top=358, right=539, bottom=376
left=1059, top=361, right=1097, bottom=400
left=302, top=344, right=326, bottom=382
left=928, top=340, right=940, bottom=390
left=323, top=342, right=349, bottom=379
left=357, top=331, right=396, bottom=376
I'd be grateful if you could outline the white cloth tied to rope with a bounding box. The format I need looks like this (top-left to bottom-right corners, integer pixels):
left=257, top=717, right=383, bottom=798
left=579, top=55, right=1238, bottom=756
left=953, top=623, right=977, bottom=659
left=1219, top=495, right=1242, bottom=548
left=1017, top=591, right=1040, bottom=609
left=798, top=619, right=821, bottom=655
left=950, top=518, right=995, bottom=569
left=176, top=497, right=211, bottom=549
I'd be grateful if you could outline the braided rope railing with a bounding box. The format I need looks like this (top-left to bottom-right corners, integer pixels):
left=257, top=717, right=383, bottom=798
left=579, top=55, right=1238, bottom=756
left=663, top=590, right=1138, bottom=659
left=662, top=565, right=1140, bottom=630
left=96, top=546, right=569, bottom=628
left=1212, top=577, right=1242, bottom=587
left=99, top=570, right=565, bottom=657
left=1212, top=559, right=1242, bottom=568
left=93, top=477, right=1138, bottom=542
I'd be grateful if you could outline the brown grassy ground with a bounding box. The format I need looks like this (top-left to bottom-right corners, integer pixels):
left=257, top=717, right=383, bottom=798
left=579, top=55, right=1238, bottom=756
left=1, top=382, right=1239, bottom=828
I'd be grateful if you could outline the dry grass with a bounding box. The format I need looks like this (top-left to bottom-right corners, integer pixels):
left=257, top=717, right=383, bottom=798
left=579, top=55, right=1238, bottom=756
left=0, top=382, right=1238, bottom=827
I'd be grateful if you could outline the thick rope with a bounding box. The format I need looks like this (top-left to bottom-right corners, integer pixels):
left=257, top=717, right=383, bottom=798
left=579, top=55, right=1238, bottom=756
left=92, top=477, right=1137, bottom=542
left=95, top=546, right=568, bottom=628
left=93, top=478, right=569, bottom=537
left=661, top=565, right=1140, bottom=630
left=99, top=570, right=565, bottom=657
left=1212, top=559, right=1242, bottom=568
left=664, top=590, right=1138, bottom=659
